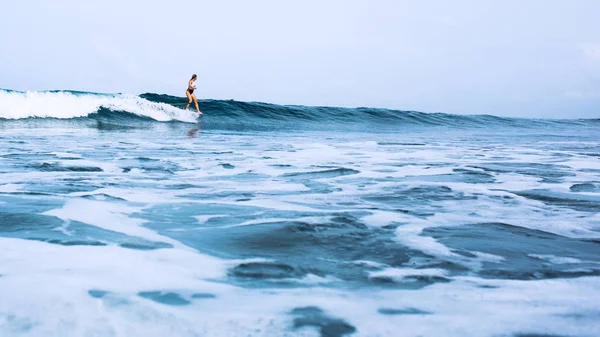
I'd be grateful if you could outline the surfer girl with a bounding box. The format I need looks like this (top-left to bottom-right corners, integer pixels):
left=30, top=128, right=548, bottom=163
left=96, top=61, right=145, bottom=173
left=185, top=74, right=201, bottom=115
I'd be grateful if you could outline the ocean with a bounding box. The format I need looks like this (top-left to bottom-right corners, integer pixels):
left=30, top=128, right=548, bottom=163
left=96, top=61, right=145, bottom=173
left=1, top=88, right=599, bottom=337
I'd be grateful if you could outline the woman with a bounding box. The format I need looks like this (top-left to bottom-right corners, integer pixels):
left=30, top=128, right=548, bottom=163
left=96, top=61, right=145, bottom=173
left=185, top=74, right=201, bottom=115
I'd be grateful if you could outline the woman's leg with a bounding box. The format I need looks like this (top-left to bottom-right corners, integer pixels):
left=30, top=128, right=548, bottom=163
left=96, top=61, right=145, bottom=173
left=185, top=91, right=192, bottom=110
left=192, top=94, right=201, bottom=113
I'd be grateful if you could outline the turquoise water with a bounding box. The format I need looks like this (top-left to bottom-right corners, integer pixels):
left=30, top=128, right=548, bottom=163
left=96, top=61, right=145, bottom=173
left=1, top=89, right=600, bottom=337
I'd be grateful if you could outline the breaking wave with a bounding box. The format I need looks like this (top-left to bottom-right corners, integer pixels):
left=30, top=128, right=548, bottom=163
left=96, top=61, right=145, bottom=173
left=1, top=88, right=596, bottom=131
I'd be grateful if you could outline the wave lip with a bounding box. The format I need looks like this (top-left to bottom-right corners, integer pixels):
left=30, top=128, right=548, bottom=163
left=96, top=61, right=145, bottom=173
left=0, top=89, right=198, bottom=123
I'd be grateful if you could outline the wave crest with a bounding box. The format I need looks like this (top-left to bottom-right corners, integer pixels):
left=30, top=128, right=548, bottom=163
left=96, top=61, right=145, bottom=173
left=0, top=89, right=198, bottom=122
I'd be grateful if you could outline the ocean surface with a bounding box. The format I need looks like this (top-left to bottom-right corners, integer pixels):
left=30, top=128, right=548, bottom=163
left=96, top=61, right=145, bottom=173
left=1, top=88, right=600, bottom=337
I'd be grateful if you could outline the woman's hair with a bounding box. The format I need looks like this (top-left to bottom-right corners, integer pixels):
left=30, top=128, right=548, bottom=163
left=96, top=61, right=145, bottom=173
left=191, top=74, right=197, bottom=80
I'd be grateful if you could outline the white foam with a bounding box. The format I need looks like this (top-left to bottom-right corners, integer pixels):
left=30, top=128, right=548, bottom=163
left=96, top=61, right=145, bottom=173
left=178, top=179, right=311, bottom=194
left=351, top=260, right=390, bottom=269
left=42, top=199, right=182, bottom=248
left=235, top=199, right=323, bottom=212
left=0, top=171, right=74, bottom=185
left=4, top=112, right=600, bottom=336
left=472, top=251, right=506, bottom=264
left=358, top=210, right=463, bottom=260
left=50, top=152, right=83, bottom=159
left=360, top=210, right=418, bottom=228
left=369, top=267, right=448, bottom=282
left=431, top=188, right=600, bottom=239
left=0, top=90, right=197, bottom=122
left=69, top=187, right=173, bottom=203
left=210, top=216, right=332, bottom=230
left=0, top=236, right=230, bottom=293
left=272, top=274, right=340, bottom=285
left=563, top=156, right=600, bottom=170
left=193, top=214, right=227, bottom=224
left=338, top=141, right=379, bottom=147
left=395, top=224, right=457, bottom=257
left=1, top=236, right=599, bottom=337
left=388, top=212, right=509, bottom=271
left=529, top=254, right=583, bottom=264
left=0, top=183, right=23, bottom=193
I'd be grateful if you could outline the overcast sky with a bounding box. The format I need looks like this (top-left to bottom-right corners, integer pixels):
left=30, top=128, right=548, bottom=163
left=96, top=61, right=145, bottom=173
left=1, top=0, right=599, bottom=118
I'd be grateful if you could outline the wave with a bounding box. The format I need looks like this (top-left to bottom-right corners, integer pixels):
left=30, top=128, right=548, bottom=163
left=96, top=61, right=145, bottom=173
left=0, top=89, right=198, bottom=123
left=1, top=88, right=597, bottom=131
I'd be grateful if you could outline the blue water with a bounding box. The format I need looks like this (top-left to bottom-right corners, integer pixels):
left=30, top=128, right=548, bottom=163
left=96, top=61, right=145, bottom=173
left=1, top=89, right=600, bottom=337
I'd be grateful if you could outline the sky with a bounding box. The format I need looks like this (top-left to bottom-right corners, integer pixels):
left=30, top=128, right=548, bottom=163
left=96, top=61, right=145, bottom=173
left=1, top=0, right=599, bottom=118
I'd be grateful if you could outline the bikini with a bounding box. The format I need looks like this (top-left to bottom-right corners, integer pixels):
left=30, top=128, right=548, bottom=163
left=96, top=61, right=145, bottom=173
left=188, top=80, right=195, bottom=94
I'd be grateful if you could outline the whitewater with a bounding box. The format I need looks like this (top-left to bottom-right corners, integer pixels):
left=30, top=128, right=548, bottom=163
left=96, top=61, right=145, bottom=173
left=1, top=88, right=600, bottom=337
